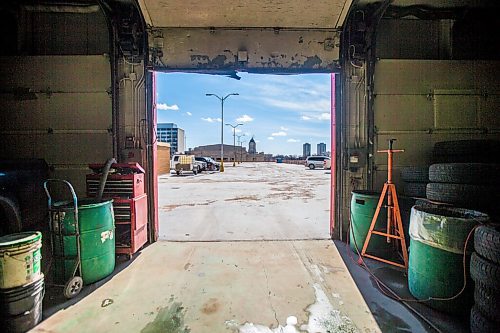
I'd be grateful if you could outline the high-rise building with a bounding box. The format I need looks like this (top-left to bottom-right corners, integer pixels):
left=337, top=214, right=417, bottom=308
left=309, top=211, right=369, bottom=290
left=157, top=123, right=185, bottom=154
left=248, top=137, right=257, bottom=154
left=303, top=143, right=311, bottom=158
left=317, top=142, right=327, bottom=156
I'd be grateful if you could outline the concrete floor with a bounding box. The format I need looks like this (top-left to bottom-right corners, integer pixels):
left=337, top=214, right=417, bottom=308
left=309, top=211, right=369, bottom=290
left=158, top=163, right=331, bottom=241
left=33, top=240, right=381, bottom=332
left=32, top=163, right=424, bottom=332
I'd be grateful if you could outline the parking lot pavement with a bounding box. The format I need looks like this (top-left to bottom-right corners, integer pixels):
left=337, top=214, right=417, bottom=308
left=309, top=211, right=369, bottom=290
left=158, top=162, right=331, bottom=241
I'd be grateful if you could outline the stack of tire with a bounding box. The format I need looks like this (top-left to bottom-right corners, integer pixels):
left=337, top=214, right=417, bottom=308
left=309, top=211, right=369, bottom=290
left=426, top=139, right=500, bottom=218
left=401, top=166, right=429, bottom=198
left=470, top=225, right=500, bottom=333
left=426, top=163, right=500, bottom=215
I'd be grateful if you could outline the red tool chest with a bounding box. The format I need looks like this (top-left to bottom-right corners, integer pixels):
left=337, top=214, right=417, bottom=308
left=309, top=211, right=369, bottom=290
left=86, top=162, right=148, bottom=259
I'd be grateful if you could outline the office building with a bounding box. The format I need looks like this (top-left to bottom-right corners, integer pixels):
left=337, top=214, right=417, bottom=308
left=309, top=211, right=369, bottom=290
left=303, top=143, right=311, bottom=158
left=157, top=123, right=185, bottom=154
left=317, top=142, right=327, bottom=156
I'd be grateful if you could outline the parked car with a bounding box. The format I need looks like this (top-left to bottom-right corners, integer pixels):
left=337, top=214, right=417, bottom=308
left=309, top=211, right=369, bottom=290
left=204, top=157, right=220, bottom=171
left=171, top=154, right=198, bottom=175
left=324, top=158, right=331, bottom=170
left=305, top=156, right=329, bottom=170
left=194, top=157, right=208, bottom=172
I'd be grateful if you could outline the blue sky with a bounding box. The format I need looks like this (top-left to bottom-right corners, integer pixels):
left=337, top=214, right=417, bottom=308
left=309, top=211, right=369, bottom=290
left=156, top=72, right=331, bottom=156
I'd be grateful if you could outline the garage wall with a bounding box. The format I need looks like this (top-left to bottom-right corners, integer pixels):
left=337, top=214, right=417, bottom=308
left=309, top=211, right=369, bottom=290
left=372, top=60, right=500, bottom=189
left=0, top=55, right=112, bottom=195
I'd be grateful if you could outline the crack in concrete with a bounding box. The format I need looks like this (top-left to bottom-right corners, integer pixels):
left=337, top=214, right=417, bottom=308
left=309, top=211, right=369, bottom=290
left=263, top=266, right=280, bottom=328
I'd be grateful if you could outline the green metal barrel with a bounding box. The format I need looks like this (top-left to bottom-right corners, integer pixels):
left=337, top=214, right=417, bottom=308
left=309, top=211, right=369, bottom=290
left=350, top=191, right=392, bottom=255
left=408, top=205, right=488, bottom=314
left=53, top=199, right=115, bottom=285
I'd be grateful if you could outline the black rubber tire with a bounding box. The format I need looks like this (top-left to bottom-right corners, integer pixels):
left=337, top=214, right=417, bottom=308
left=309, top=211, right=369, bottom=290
left=470, top=252, right=500, bottom=291
left=474, top=283, right=500, bottom=322
left=403, top=182, right=427, bottom=198
left=474, top=225, right=500, bottom=265
left=308, top=164, right=315, bottom=170
left=470, top=305, right=499, bottom=333
left=0, top=194, right=22, bottom=236
left=433, top=140, right=500, bottom=164
left=429, top=163, right=500, bottom=185
left=401, top=166, right=429, bottom=183
left=426, top=182, right=495, bottom=208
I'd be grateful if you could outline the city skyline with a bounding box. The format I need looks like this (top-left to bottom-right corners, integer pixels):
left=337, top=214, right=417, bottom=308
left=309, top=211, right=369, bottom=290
left=156, top=72, right=331, bottom=156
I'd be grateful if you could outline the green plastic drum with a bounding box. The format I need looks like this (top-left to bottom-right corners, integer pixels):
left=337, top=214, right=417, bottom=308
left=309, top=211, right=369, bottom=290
left=408, top=239, right=473, bottom=314
left=408, top=205, right=488, bottom=315
left=350, top=191, right=392, bottom=255
left=52, top=199, right=115, bottom=285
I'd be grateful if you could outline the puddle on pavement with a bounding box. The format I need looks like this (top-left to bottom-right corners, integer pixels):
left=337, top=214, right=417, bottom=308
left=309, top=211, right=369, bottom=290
left=229, top=284, right=360, bottom=333
left=141, top=301, right=190, bottom=333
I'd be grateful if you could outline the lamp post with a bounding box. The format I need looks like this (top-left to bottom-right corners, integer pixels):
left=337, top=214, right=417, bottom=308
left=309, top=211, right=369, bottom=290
left=236, top=134, right=245, bottom=164
left=226, top=123, right=243, bottom=167
left=205, top=93, right=239, bottom=172
left=240, top=140, right=246, bottom=163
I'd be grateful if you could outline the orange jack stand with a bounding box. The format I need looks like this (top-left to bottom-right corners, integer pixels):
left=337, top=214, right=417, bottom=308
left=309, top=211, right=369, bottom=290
left=360, top=139, right=409, bottom=269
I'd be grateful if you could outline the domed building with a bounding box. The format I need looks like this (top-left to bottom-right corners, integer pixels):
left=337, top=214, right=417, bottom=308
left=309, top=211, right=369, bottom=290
left=248, top=137, right=257, bottom=154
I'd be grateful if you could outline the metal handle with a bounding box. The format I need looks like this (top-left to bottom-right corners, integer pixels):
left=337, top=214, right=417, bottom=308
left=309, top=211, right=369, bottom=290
left=43, top=179, right=78, bottom=215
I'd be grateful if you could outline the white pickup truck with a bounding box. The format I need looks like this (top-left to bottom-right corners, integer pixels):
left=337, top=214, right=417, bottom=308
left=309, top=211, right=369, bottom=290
left=170, top=154, right=205, bottom=175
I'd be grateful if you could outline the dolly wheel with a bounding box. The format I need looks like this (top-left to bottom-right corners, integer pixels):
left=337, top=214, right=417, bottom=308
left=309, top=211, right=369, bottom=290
left=64, top=276, right=83, bottom=299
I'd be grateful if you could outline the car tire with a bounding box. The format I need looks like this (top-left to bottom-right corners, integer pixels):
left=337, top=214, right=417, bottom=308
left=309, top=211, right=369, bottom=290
left=470, top=252, right=500, bottom=291
left=474, top=283, right=500, bottom=321
left=403, top=182, right=427, bottom=198
left=433, top=140, right=500, bottom=163
left=474, top=225, right=500, bottom=265
left=401, top=166, right=429, bottom=183
left=426, top=182, right=495, bottom=208
left=193, top=169, right=197, bottom=175
left=470, top=305, right=499, bottom=333
left=429, top=163, right=500, bottom=185
left=309, top=164, right=315, bottom=170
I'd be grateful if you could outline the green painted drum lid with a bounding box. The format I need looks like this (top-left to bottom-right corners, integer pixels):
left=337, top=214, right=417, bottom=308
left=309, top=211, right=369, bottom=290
left=53, top=198, right=113, bottom=210
left=0, top=232, right=42, bottom=248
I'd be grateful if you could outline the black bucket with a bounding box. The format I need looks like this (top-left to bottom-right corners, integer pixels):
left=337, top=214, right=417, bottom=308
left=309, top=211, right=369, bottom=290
left=0, top=275, right=44, bottom=333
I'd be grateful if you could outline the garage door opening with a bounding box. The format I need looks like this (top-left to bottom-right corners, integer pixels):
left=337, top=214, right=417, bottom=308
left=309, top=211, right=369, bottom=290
left=155, top=72, right=336, bottom=242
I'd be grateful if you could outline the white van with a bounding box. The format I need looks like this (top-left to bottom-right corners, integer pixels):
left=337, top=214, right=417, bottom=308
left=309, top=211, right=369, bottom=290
left=305, top=156, right=330, bottom=170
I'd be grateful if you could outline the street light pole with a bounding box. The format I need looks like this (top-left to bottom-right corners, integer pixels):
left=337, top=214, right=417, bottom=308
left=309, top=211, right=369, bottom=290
left=205, top=93, right=239, bottom=172
left=236, top=134, right=245, bottom=164
left=241, top=140, right=246, bottom=163
left=225, top=123, right=243, bottom=167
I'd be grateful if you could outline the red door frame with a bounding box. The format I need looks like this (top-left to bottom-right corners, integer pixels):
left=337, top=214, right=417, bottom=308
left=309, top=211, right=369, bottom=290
left=330, top=73, right=337, bottom=237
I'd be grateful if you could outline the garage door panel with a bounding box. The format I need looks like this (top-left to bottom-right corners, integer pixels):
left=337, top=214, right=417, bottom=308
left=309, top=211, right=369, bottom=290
left=374, top=60, right=500, bottom=95
left=0, top=56, right=110, bottom=92
left=374, top=95, right=433, bottom=131
left=0, top=93, right=111, bottom=130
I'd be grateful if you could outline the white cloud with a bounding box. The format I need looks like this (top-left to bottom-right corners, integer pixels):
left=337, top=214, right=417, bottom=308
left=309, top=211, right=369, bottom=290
left=287, top=138, right=300, bottom=143
left=280, top=126, right=289, bottom=131
left=271, top=131, right=287, bottom=137
left=236, top=114, right=254, bottom=123
left=157, top=103, right=179, bottom=111
left=317, top=113, right=331, bottom=121
left=301, top=113, right=330, bottom=121
left=267, top=137, right=275, bottom=140
left=186, top=112, right=192, bottom=116
left=234, top=128, right=242, bottom=133
left=255, top=140, right=260, bottom=143
left=201, top=117, right=222, bottom=123
left=244, top=132, right=251, bottom=136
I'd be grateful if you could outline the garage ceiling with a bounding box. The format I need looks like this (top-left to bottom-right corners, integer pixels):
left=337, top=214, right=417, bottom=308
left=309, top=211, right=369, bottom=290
left=138, top=0, right=352, bottom=29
